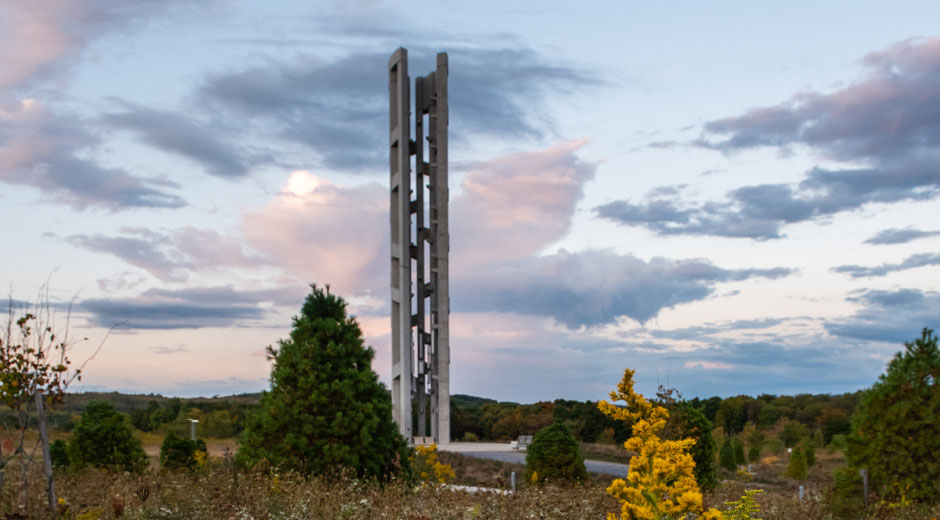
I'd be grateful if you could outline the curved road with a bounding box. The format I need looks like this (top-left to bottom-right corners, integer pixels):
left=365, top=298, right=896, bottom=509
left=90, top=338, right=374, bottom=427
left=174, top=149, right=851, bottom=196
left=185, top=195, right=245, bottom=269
left=439, top=443, right=629, bottom=478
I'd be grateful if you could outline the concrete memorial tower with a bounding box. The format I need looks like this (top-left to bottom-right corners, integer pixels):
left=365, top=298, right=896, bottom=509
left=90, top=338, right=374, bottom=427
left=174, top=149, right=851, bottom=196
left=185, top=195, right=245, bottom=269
left=388, top=48, right=450, bottom=444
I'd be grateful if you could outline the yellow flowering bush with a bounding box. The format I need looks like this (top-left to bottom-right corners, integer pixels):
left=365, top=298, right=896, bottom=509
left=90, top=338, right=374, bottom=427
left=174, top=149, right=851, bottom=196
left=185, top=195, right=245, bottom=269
left=413, top=444, right=456, bottom=484
left=721, top=489, right=763, bottom=520
left=599, top=369, right=722, bottom=520
left=194, top=449, right=208, bottom=469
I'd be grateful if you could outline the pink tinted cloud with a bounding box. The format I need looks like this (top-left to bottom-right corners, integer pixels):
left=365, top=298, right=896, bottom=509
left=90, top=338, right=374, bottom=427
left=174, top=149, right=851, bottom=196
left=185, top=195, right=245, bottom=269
left=0, top=2, right=208, bottom=92
left=242, top=140, right=595, bottom=312
left=451, top=139, right=595, bottom=270
left=243, top=172, right=388, bottom=299
left=0, top=3, right=76, bottom=91
left=0, top=99, right=51, bottom=175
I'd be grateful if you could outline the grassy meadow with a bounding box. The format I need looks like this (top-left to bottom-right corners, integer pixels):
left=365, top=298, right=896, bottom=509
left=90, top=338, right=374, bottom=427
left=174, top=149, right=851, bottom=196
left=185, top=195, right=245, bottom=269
left=3, top=434, right=938, bottom=519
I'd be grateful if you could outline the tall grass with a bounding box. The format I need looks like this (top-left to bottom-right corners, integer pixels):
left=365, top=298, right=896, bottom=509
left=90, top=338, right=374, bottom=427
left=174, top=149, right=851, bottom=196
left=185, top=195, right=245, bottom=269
left=2, top=458, right=619, bottom=519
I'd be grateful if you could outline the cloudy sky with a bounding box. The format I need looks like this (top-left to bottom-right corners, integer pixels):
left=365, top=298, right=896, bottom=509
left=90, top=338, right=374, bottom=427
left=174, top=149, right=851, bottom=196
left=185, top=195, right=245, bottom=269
left=2, top=1, right=939, bottom=402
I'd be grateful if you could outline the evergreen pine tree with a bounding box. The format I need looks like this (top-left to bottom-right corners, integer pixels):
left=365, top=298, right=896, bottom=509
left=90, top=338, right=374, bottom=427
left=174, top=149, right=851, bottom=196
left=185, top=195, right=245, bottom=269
left=732, top=437, right=745, bottom=466
left=525, top=419, right=588, bottom=483
left=719, top=436, right=736, bottom=471
left=747, top=444, right=761, bottom=463
left=673, top=402, right=719, bottom=491
left=237, top=285, right=409, bottom=479
left=49, top=440, right=70, bottom=468
left=803, top=441, right=815, bottom=467
left=848, top=328, right=940, bottom=503
left=784, top=446, right=807, bottom=480
left=68, top=401, right=147, bottom=472
left=160, top=430, right=207, bottom=470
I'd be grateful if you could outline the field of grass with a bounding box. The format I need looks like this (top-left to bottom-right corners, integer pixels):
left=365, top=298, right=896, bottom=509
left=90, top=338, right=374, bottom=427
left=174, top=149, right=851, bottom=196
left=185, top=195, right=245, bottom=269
left=3, top=440, right=938, bottom=519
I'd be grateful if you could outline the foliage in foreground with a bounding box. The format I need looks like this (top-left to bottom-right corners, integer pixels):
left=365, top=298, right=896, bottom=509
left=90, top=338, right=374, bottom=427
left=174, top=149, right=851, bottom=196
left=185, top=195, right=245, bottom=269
left=598, top=368, right=721, bottom=520
left=721, top=489, right=763, bottom=520
left=848, top=327, right=940, bottom=503
left=237, top=285, right=409, bottom=479
left=159, top=430, right=207, bottom=470
left=525, top=419, right=588, bottom=483
left=412, top=444, right=455, bottom=484
left=5, top=464, right=620, bottom=520
left=67, top=401, right=147, bottom=472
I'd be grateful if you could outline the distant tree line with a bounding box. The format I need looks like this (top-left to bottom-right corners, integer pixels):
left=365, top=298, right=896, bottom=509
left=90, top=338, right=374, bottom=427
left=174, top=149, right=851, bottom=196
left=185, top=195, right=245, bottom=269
left=27, top=384, right=859, bottom=447
left=448, top=390, right=857, bottom=445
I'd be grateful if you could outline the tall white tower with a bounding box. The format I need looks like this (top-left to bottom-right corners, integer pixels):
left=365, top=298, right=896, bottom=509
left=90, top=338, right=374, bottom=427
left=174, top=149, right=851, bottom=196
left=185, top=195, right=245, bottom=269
left=389, top=48, right=450, bottom=444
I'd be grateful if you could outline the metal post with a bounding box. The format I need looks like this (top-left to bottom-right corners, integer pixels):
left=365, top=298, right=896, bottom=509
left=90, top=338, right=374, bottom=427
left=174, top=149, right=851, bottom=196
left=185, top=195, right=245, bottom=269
left=188, top=419, right=198, bottom=441
left=511, top=471, right=516, bottom=492
left=798, top=485, right=804, bottom=501
left=860, top=469, right=869, bottom=507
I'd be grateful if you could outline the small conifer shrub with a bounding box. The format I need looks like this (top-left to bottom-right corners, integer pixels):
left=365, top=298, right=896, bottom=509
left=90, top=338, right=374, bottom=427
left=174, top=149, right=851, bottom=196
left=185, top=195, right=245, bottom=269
left=237, top=285, right=409, bottom=479
left=68, top=401, right=147, bottom=472
left=747, top=444, right=761, bottom=463
left=160, top=430, right=208, bottom=470
left=803, top=441, right=816, bottom=468
left=50, top=439, right=70, bottom=468
left=719, top=437, right=737, bottom=471
left=784, top=446, right=807, bottom=480
left=524, top=419, right=588, bottom=483
left=732, top=437, right=746, bottom=466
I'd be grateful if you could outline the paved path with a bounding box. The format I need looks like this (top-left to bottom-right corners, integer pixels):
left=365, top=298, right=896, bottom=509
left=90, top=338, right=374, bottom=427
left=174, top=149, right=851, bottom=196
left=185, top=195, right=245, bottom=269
left=438, top=443, right=629, bottom=478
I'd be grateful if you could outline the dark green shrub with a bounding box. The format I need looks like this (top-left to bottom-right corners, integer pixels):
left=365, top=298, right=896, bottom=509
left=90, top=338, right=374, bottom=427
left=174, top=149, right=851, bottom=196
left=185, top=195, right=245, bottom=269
left=130, top=401, right=160, bottom=432
left=525, top=420, right=587, bottom=483
left=826, top=467, right=865, bottom=519
left=779, top=420, right=809, bottom=448
left=784, top=446, right=807, bottom=480
left=719, top=437, right=736, bottom=471
left=237, top=286, right=409, bottom=479
left=804, top=442, right=816, bottom=467
left=160, top=430, right=207, bottom=470
left=50, top=439, right=69, bottom=468
left=673, top=402, right=718, bottom=491
left=67, top=401, right=147, bottom=472
left=848, top=328, right=940, bottom=503
left=747, top=444, right=761, bottom=463
left=732, top=437, right=745, bottom=466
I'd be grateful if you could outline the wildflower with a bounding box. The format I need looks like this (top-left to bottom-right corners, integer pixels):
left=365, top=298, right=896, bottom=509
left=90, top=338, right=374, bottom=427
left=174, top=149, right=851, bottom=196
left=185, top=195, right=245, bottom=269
left=600, top=369, right=722, bottom=520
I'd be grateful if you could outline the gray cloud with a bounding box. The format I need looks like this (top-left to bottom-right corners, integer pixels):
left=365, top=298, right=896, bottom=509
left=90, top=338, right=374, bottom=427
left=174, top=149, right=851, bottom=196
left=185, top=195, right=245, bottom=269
left=67, top=227, right=271, bottom=282
left=103, top=106, right=261, bottom=178
left=0, top=102, right=185, bottom=210
left=81, top=285, right=302, bottom=329
left=82, top=298, right=263, bottom=329
left=455, top=249, right=793, bottom=328
left=600, top=38, right=940, bottom=239
left=141, top=286, right=304, bottom=308
left=649, top=317, right=785, bottom=340
left=831, top=251, right=940, bottom=278
left=825, top=288, right=940, bottom=342
left=198, top=46, right=598, bottom=172
left=864, top=227, right=940, bottom=245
